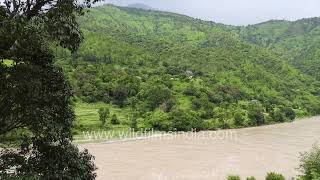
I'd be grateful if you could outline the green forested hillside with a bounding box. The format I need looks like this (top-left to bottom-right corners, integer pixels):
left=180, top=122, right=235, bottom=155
left=237, top=18, right=320, bottom=80
left=55, top=5, right=320, bottom=132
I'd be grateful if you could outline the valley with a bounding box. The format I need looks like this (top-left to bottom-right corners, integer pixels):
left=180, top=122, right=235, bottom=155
left=1, top=2, right=320, bottom=180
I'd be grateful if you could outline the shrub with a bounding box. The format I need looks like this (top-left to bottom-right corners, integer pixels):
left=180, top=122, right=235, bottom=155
left=170, top=108, right=203, bottom=131
left=247, top=101, right=265, bottom=126
left=111, top=114, right=119, bottom=125
left=271, top=109, right=286, bottom=123
left=281, top=107, right=296, bottom=121
left=234, top=110, right=245, bottom=127
left=227, top=175, right=241, bottom=180
left=191, top=97, right=202, bottom=110
left=184, top=84, right=200, bottom=97
left=265, top=172, right=285, bottom=180
left=98, top=107, right=110, bottom=125
left=202, top=119, right=219, bottom=130
left=130, top=112, right=138, bottom=130
left=146, top=110, right=172, bottom=131
left=143, top=84, right=173, bottom=110
left=219, top=119, right=232, bottom=129
left=246, top=176, right=256, bottom=180
left=299, top=145, right=320, bottom=180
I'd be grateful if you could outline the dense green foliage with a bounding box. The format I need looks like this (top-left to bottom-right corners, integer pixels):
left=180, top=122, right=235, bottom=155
left=246, top=177, right=256, bottom=180
left=0, top=0, right=98, bottom=179
left=237, top=18, right=320, bottom=81
left=228, top=175, right=241, bottom=180
left=55, top=5, right=320, bottom=132
left=265, top=172, right=286, bottom=180
left=98, top=107, right=110, bottom=125
left=299, top=145, right=320, bottom=180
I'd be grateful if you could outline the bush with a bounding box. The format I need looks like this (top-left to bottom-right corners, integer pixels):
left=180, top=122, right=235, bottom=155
left=281, top=107, right=296, bottom=121
left=271, top=109, right=286, bottom=123
left=98, top=107, right=110, bottom=125
left=130, top=112, right=138, bottom=130
left=191, top=97, right=202, bottom=110
left=299, top=145, right=320, bottom=180
left=184, top=84, right=200, bottom=97
left=227, top=175, right=241, bottom=180
left=143, top=84, right=173, bottom=110
left=170, top=108, right=203, bottom=131
left=247, top=101, right=265, bottom=126
left=146, top=110, right=172, bottom=131
left=111, top=114, right=119, bottom=125
left=265, top=172, right=285, bottom=180
left=202, top=119, right=219, bottom=130
left=234, top=110, right=245, bottom=127
left=246, top=177, right=256, bottom=180
left=219, top=119, right=232, bottom=129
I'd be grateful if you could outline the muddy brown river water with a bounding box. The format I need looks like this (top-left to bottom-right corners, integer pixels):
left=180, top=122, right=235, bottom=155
left=81, top=116, right=320, bottom=180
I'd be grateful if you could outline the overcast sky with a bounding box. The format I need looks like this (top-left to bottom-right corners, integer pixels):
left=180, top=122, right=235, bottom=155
left=103, top=0, right=320, bottom=25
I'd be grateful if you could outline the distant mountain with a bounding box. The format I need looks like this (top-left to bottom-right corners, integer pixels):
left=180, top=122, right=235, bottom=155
left=237, top=17, right=320, bottom=80
left=127, top=3, right=154, bottom=10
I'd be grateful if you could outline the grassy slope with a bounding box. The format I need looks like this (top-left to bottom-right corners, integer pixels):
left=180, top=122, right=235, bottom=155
left=74, top=102, right=131, bottom=131
left=73, top=102, right=133, bottom=141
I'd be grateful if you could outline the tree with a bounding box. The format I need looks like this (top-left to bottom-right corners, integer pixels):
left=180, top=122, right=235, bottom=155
left=0, top=0, right=100, bottom=179
left=146, top=110, right=171, bottom=131
left=98, top=107, right=110, bottom=125
left=112, top=74, right=140, bottom=107
left=0, top=0, right=100, bottom=60
left=170, top=108, right=203, bottom=131
left=142, top=84, right=173, bottom=110
left=247, top=101, right=265, bottom=126
left=191, top=97, right=202, bottom=110
left=0, top=141, right=96, bottom=180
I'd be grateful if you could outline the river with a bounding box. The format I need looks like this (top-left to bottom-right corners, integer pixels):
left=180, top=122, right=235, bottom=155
left=81, top=116, right=320, bottom=180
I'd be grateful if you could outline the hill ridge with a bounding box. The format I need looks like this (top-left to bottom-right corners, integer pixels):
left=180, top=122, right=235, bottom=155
left=55, top=5, right=320, bottom=131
